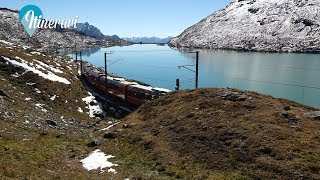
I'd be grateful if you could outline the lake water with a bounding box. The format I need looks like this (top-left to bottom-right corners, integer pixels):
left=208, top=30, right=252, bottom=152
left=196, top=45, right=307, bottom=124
left=71, top=44, right=320, bottom=108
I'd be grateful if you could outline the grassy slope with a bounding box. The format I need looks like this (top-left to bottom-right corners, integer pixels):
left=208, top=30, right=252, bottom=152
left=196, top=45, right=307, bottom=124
left=103, top=89, right=320, bottom=179
left=0, top=45, right=120, bottom=179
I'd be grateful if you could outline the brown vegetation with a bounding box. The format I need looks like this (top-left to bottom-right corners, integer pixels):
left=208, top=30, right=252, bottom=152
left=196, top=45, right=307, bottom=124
left=105, top=89, right=320, bottom=179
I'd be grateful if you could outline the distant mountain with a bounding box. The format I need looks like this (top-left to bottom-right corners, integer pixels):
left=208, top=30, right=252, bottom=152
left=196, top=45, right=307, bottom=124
left=105, top=35, right=121, bottom=40
left=123, top=36, right=172, bottom=44
left=75, top=22, right=105, bottom=39
left=75, top=22, right=121, bottom=41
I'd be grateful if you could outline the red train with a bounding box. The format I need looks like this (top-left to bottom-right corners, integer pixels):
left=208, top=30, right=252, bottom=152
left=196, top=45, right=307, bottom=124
left=82, top=62, right=171, bottom=107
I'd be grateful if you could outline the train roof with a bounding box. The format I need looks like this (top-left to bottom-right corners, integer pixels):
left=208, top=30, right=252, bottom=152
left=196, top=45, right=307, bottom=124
left=152, top=87, right=171, bottom=93
left=129, top=84, right=153, bottom=92
left=84, top=62, right=171, bottom=93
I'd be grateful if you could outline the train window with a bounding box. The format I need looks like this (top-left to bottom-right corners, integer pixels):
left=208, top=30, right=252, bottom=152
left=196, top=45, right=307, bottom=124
left=109, top=83, right=117, bottom=91
left=109, top=81, right=120, bottom=91
left=136, top=91, right=145, bottom=99
left=128, top=89, right=138, bottom=98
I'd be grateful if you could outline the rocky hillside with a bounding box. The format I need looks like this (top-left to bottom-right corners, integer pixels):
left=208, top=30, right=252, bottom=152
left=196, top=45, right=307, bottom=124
left=0, top=8, right=126, bottom=54
left=170, top=0, right=320, bottom=52
left=0, top=40, right=128, bottom=179
left=103, top=88, right=320, bottom=179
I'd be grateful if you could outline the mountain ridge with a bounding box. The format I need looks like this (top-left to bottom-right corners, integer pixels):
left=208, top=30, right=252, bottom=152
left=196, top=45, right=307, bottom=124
left=74, top=22, right=121, bottom=40
left=123, top=36, right=172, bottom=44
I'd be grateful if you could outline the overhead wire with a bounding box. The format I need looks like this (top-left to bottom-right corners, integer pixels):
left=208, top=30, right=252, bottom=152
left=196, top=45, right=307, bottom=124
left=72, top=50, right=320, bottom=90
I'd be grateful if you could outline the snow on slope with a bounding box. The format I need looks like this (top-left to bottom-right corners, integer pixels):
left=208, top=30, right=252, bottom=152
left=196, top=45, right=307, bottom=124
left=170, top=0, right=320, bottom=52
left=2, top=56, right=71, bottom=84
left=81, top=149, right=118, bottom=173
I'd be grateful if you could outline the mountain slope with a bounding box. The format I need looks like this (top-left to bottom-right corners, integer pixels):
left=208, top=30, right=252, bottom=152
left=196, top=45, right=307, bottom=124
left=0, top=8, right=104, bottom=52
left=170, top=0, right=320, bottom=52
left=0, top=40, right=122, bottom=179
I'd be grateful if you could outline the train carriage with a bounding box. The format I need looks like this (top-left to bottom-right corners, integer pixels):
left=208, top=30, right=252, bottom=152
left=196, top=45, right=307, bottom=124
left=81, top=62, right=171, bottom=107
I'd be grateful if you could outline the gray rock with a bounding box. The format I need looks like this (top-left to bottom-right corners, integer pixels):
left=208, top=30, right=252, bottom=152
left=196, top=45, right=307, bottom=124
left=170, top=0, right=320, bottom=52
left=288, top=118, right=299, bottom=127
left=279, top=111, right=289, bottom=118
left=123, top=124, right=132, bottom=129
left=0, top=89, right=8, bottom=97
left=220, top=90, right=250, bottom=102
left=304, top=111, right=320, bottom=120
left=103, top=132, right=118, bottom=139
left=284, top=106, right=291, bottom=111
left=46, top=120, right=58, bottom=126
left=87, top=138, right=102, bottom=147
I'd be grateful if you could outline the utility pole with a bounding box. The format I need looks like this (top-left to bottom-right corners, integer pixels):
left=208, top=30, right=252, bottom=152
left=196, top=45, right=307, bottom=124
left=103, top=51, right=116, bottom=110
left=75, top=51, right=79, bottom=74
left=104, top=52, right=108, bottom=109
left=80, top=51, right=83, bottom=76
left=195, top=51, right=199, bottom=89
left=177, top=51, right=200, bottom=89
left=175, top=79, right=180, bottom=91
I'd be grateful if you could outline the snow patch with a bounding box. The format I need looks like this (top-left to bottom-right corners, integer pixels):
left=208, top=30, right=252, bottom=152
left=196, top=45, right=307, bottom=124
left=78, top=107, right=83, bottom=113
left=2, top=56, right=70, bottom=84
left=50, top=95, right=57, bottom=101
left=22, top=46, right=30, bottom=50
left=100, top=122, right=120, bottom=131
left=35, top=88, right=41, bottom=94
left=30, top=51, right=42, bottom=56
left=81, top=149, right=118, bottom=173
left=34, top=60, right=64, bottom=74
left=26, top=82, right=35, bottom=86
left=35, top=103, right=47, bottom=112
left=82, top=92, right=106, bottom=117
left=11, top=72, right=20, bottom=78
left=0, top=40, right=14, bottom=46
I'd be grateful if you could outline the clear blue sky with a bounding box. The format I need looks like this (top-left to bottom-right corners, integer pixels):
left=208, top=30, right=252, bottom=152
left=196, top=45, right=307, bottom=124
left=1, top=0, right=230, bottom=38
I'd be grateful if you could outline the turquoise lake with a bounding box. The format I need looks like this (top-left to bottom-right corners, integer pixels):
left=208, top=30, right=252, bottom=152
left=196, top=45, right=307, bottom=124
left=72, top=44, right=320, bottom=108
